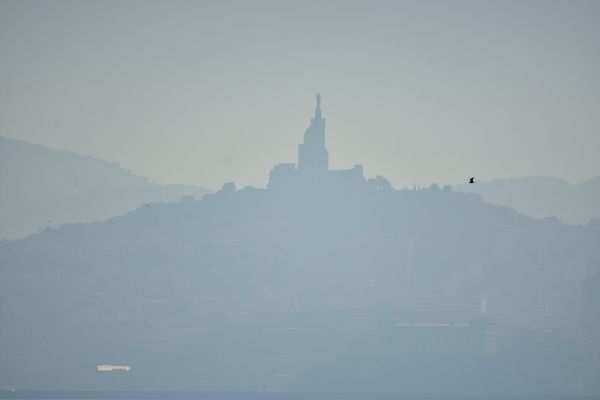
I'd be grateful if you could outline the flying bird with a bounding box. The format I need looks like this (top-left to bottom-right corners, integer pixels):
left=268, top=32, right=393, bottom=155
left=469, top=177, right=475, bottom=184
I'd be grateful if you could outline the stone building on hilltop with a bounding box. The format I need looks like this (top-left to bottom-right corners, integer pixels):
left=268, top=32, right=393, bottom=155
left=268, top=94, right=369, bottom=192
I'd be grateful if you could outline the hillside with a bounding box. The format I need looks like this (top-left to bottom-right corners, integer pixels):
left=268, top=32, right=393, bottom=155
left=2, top=97, right=599, bottom=394
left=456, top=175, right=600, bottom=225
left=1, top=182, right=599, bottom=393
left=0, top=137, right=211, bottom=239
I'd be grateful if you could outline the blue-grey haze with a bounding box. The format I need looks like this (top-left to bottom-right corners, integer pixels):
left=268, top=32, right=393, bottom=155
left=1, top=0, right=599, bottom=189
left=0, top=136, right=211, bottom=239
left=1, top=94, right=599, bottom=395
left=456, top=175, right=600, bottom=225
left=2, top=134, right=599, bottom=241
left=1, top=0, right=600, bottom=396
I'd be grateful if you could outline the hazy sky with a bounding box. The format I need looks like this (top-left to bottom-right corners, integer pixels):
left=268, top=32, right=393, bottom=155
left=1, top=0, right=599, bottom=190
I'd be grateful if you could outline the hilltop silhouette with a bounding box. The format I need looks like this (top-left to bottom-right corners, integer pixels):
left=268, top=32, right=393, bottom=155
left=456, top=175, right=600, bottom=225
left=0, top=97, right=599, bottom=394
left=0, top=137, right=211, bottom=239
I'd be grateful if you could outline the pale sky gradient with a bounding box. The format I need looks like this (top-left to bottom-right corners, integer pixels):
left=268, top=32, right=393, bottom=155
left=1, top=0, right=599, bottom=190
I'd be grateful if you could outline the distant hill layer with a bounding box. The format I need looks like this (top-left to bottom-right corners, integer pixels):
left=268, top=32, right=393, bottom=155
left=0, top=137, right=211, bottom=239
left=1, top=183, right=599, bottom=392
left=456, top=175, right=600, bottom=225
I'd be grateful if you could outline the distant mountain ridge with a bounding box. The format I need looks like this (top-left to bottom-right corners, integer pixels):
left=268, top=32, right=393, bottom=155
left=0, top=136, right=212, bottom=239
left=1, top=97, right=599, bottom=394
left=456, top=175, right=600, bottom=225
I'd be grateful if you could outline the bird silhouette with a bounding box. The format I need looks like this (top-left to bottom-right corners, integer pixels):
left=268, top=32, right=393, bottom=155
left=469, top=177, right=475, bottom=184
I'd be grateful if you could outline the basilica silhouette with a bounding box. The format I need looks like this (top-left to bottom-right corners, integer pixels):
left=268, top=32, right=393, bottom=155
left=268, top=94, right=371, bottom=191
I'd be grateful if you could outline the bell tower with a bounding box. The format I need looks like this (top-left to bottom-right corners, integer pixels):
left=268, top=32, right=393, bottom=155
left=297, top=94, right=329, bottom=175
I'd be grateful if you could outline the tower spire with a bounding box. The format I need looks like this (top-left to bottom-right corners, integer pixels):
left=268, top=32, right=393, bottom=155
left=315, top=93, right=322, bottom=119
left=298, top=93, right=328, bottom=174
